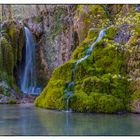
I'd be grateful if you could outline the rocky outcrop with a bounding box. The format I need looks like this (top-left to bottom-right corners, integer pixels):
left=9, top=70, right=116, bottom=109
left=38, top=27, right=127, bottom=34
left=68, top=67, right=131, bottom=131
left=0, top=20, right=25, bottom=99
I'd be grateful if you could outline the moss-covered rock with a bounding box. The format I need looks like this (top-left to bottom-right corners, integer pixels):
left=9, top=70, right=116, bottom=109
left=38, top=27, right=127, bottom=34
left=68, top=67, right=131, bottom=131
left=35, top=26, right=129, bottom=113
left=35, top=61, right=75, bottom=110
left=0, top=20, right=25, bottom=94
left=35, top=5, right=140, bottom=113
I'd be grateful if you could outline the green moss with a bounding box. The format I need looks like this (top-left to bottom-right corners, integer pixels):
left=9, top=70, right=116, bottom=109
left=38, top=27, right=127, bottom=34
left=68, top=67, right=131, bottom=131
left=8, top=24, right=16, bottom=39
left=106, top=26, right=117, bottom=40
left=70, top=92, right=92, bottom=112
left=8, top=100, right=17, bottom=104
left=1, top=37, right=8, bottom=46
left=87, top=28, right=97, bottom=39
left=75, top=5, right=110, bottom=43
left=131, top=89, right=140, bottom=100
left=35, top=26, right=130, bottom=113
left=70, top=92, right=125, bottom=113
left=52, top=60, right=75, bottom=82
left=1, top=37, right=14, bottom=76
left=35, top=79, right=66, bottom=110
left=72, top=42, right=89, bottom=60
left=35, top=16, right=42, bottom=23
left=35, top=5, right=140, bottom=113
left=0, top=21, right=25, bottom=94
left=35, top=60, right=75, bottom=110
left=97, top=95, right=125, bottom=113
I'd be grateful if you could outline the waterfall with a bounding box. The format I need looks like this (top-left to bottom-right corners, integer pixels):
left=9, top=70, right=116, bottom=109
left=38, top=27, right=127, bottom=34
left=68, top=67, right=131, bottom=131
left=65, top=28, right=107, bottom=112
left=20, top=27, right=41, bottom=95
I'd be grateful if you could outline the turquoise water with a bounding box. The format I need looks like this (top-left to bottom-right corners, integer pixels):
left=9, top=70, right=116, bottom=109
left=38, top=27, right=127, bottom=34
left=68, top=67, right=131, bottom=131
left=0, top=104, right=140, bottom=136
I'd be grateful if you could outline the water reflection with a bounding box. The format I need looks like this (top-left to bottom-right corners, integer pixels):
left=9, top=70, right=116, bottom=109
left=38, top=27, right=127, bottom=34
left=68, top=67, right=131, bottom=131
left=0, top=104, right=47, bottom=135
left=36, top=108, right=140, bottom=135
left=0, top=104, right=140, bottom=135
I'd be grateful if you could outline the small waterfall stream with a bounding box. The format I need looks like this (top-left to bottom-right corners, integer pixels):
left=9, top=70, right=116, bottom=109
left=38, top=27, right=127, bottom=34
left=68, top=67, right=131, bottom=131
left=65, top=29, right=107, bottom=112
left=20, top=27, right=41, bottom=95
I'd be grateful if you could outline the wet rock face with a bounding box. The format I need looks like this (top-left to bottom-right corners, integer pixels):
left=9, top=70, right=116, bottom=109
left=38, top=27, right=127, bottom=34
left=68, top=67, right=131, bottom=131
left=23, top=16, right=44, bottom=39
left=23, top=5, right=79, bottom=85
left=41, top=6, right=78, bottom=71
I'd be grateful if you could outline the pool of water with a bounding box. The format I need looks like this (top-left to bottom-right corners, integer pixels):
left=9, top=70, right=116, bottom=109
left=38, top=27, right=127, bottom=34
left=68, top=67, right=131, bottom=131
left=0, top=104, right=140, bottom=136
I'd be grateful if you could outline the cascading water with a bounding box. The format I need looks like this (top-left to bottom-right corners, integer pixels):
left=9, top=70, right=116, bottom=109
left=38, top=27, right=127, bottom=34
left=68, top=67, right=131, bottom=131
left=20, top=27, right=41, bottom=95
left=65, top=28, right=107, bottom=112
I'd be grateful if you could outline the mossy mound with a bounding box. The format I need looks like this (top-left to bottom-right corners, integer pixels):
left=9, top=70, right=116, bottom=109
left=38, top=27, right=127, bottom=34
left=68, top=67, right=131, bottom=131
left=35, top=5, right=140, bottom=113
left=35, top=26, right=129, bottom=113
